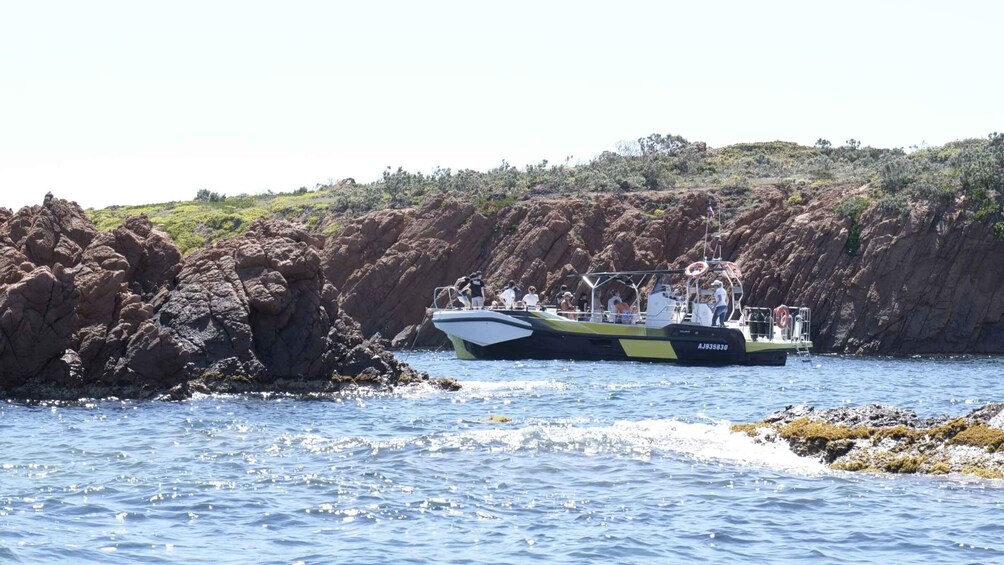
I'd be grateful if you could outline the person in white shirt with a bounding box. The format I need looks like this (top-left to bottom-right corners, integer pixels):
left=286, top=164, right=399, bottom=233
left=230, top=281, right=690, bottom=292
left=711, top=280, right=728, bottom=327
left=500, top=280, right=517, bottom=309
left=523, top=286, right=539, bottom=309
left=607, top=290, right=623, bottom=322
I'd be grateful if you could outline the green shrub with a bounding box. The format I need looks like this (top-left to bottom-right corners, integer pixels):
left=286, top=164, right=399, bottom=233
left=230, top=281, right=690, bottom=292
left=876, top=193, right=910, bottom=217
left=877, top=155, right=915, bottom=193
left=835, top=195, right=872, bottom=255
left=957, top=133, right=1004, bottom=222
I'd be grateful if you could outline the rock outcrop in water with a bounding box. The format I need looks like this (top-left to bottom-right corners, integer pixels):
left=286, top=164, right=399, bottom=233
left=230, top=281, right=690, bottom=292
left=0, top=197, right=91, bottom=390
left=324, top=187, right=1004, bottom=354
left=0, top=195, right=437, bottom=400
left=735, top=403, right=1004, bottom=477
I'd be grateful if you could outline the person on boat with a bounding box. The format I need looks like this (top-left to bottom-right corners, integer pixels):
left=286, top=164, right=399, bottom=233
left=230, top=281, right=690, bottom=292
left=615, top=300, right=631, bottom=323
left=711, top=280, right=728, bottom=327
left=453, top=275, right=471, bottom=309
left=523, top=286, right=539, bottom=309
left=466, top=271, right=486, bottom=309
left=607, top=290, right=623, bottom=322
left=552, top=284, right=568, bottom=307
left=628, top=305, right=642, bottom=324
left=576, top=292, right=589, bottom=320
left=500, top=280, right=517, bottom=309
left=559, top=291, right=576, bottom=320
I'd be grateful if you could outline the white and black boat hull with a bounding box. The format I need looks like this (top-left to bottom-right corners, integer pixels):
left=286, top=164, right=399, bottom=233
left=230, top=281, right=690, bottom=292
left=433, top=310, right=798, bottom=367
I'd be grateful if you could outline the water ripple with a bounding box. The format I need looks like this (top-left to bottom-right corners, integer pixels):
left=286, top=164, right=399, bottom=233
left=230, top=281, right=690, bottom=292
left=2, top=354, right=1004, bottom=563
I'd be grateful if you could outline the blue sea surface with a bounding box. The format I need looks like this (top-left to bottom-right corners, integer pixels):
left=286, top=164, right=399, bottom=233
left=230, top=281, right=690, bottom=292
left=2, top=353, right=1003, bottom=564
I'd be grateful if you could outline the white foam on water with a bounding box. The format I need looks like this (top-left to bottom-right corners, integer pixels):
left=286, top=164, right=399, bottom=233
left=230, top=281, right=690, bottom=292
left=446, top=380, right=570, bottom=402
left=391, top=379, right=570, bottom=401
left=272, top=414, right=826, bottom=475
left=424, top=419, right=827, bottom=475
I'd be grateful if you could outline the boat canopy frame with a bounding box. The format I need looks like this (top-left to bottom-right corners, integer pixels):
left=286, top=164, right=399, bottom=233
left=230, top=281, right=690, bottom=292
left=568, top=263, right=744, bottom=322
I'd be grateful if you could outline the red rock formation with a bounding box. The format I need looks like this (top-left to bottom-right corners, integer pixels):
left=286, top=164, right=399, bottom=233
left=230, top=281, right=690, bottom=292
left=324, top=188, right=1004, bottom=354
left=1, top=192, right=96, bottom=268
left=0, top=196, right=426, bottom=400
left=72, top=215, right=182, bottom=383
left=0, top=252, right=78, bottom=388
left=0, top=194, right=85, bottom=391
left=727, top=189, right=1004, bottom=354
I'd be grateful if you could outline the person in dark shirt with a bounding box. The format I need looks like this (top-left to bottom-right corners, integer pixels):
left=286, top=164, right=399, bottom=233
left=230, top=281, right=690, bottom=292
left=577, top=292, right=589, bottom=320
left=467, top=271, right=486, bottom=309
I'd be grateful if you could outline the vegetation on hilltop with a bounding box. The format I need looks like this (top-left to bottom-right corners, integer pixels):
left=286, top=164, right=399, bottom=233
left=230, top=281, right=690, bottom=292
left=89, top=188, right=338, bottom=254
left=86, top=133, right=1004, bottom=254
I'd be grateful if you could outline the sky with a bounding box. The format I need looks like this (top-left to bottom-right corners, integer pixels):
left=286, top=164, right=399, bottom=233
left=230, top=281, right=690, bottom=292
left=1, top=0, right=1002, bottom=211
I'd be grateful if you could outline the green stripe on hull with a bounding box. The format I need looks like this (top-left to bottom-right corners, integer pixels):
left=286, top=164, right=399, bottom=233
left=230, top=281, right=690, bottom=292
left=531, top=312, right=653, bottom=337
left=618, top=339, right=678, bottom=359
left=447, top=335, right=476, bottom=359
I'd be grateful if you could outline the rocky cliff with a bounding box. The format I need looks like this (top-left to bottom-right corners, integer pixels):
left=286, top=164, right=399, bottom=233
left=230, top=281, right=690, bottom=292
left=325, top=187, right=1004, bottom=354
left=0, top=195, right=433, bottom=400
left=723, top=187, right=1004, bottom=353
left=3, top=183, right=1000, bottom=401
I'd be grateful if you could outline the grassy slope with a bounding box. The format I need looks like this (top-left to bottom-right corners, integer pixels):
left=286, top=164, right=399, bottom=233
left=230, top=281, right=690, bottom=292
left=84, top=135, right=1003, bottom=254
left=88, top=191, right=341, bottom=254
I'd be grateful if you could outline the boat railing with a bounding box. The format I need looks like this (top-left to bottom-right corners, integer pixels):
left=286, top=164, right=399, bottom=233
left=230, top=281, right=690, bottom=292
left=738, top=306, right=811, bottom=343
left=432, top=286, right=464, bottom=310
left=793, top=307, right=811, bottom=343
left=741, top=307, right=775, bottom=341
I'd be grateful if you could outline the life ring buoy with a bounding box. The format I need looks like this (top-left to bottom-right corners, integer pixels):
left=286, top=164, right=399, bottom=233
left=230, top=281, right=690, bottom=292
left=685, top=261, right=709, bottom=277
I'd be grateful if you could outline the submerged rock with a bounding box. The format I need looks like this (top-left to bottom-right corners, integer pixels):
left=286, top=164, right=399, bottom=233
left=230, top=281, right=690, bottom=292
left=736, top=404, right=1004, bottom=477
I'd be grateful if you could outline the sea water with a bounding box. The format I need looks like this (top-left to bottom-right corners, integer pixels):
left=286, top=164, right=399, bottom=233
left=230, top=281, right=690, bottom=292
left=2, top=354, right=1003, bottom=564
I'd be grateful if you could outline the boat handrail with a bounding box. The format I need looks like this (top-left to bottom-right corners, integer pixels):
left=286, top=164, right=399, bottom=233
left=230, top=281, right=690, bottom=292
left=738, top=306, right=812, bottom=343
left=432, top=286, right=462, bottom=310
left=793, top=307, right=811, bottom=343
left=741, top=307, right=774, bottom=341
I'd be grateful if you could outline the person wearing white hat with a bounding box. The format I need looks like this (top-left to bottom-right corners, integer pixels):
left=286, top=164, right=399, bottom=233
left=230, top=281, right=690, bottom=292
left=711, top=280, right=728, bottom=327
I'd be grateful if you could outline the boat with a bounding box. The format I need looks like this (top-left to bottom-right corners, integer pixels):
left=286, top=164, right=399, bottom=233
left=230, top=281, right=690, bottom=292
left=430, top=207, right=812, bottom=367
